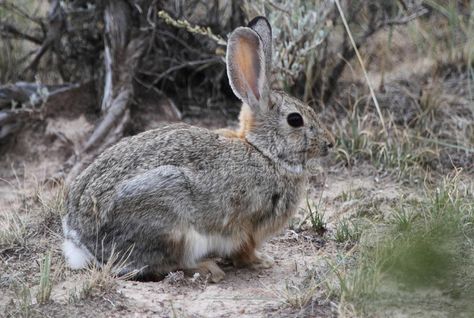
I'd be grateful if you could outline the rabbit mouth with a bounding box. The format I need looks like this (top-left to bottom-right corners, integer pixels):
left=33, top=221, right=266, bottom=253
left=306, top=146, right=330, bottom=158
left=320, top=146, right=330, bottom=157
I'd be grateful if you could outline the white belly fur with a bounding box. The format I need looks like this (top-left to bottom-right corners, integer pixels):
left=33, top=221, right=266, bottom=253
left=183, top=227, right=240, bottom=267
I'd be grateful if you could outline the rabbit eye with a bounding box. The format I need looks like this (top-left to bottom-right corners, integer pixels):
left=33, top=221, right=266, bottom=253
left=287, top=113, right=304, bottom=127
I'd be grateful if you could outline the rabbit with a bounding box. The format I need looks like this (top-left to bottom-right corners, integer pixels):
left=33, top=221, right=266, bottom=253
left=62, top=16, right=335, bottom=283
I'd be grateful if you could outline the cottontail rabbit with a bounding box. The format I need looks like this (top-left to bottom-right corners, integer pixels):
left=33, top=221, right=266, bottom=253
left=62, top=17, right=334, bottom=282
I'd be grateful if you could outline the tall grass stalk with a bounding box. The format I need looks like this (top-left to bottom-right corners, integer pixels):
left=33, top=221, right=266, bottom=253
left=334, top=0, right=387, bottom=135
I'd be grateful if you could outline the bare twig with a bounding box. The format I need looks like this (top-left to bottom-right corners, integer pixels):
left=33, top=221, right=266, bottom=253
left=382, top=11, right=428, bottom=27
left=0, top=82, right=79, bottom=141
left=0, top=23, right=43, bottom=44
left=24, top=0, right=65, bottom=74
left=151, top=57, right=222, bottom=85
left=0, top=1, right=45, bottom=27
left=266, top=1, right=291, bottom=15
left=157, top=10, right=227, bottom=46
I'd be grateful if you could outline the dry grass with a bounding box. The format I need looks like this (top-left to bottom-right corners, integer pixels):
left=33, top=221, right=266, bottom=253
left=269, top=264, right=335, bottom=316
left=333, top=82, right=473, bottom=180
left=0, top=210, right=29, bottom=251
left=279, top=278, right=322, bottom=310
left=35, top=181, right=67, bottom=232
left=68, top=245, right=138, bottom=303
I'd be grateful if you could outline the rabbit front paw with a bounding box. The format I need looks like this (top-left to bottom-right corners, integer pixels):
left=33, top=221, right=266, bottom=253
left=251, top=251, right=274, bottom=269
left=232, top=249, right=274, bottom=269
left=185, top=260, right=225, bottom=283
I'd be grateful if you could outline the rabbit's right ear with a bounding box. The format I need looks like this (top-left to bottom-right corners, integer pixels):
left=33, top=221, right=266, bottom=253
left=226, top=27, right=269, bottom=112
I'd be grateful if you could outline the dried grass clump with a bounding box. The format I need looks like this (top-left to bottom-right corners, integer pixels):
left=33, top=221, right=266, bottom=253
left=0, top=210, right=29, bottom=251
left=36, top=181, right=67, bottom=231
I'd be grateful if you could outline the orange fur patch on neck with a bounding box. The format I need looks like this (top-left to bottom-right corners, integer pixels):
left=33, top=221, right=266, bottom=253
left=237, top=104, right=254, bottom=138
left=215, top=104, right=254, bottom=139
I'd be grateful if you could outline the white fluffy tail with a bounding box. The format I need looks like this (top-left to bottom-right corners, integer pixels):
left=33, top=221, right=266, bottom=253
left=62, top=239, right=93, bottom=269
left=62, top=216, right=95, bottom=269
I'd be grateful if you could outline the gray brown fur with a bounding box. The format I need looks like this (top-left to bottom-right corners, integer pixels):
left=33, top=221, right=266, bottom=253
left=62, top=17, right=334, bottom=281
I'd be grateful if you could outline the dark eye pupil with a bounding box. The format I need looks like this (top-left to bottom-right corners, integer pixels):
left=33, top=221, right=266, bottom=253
left=287, top=113, right=304, bottom=127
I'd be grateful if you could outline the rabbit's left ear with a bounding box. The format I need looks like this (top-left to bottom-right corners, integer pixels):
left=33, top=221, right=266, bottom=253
left=248, top=16, right=272, bottom=77
left=226, top=27, right=270, bottom=112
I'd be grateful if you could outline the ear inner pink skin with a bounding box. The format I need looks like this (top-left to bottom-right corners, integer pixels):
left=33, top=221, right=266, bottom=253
left=235, top=36, right=261, bottom=100
left=227, top=27, right=266, bottom=106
